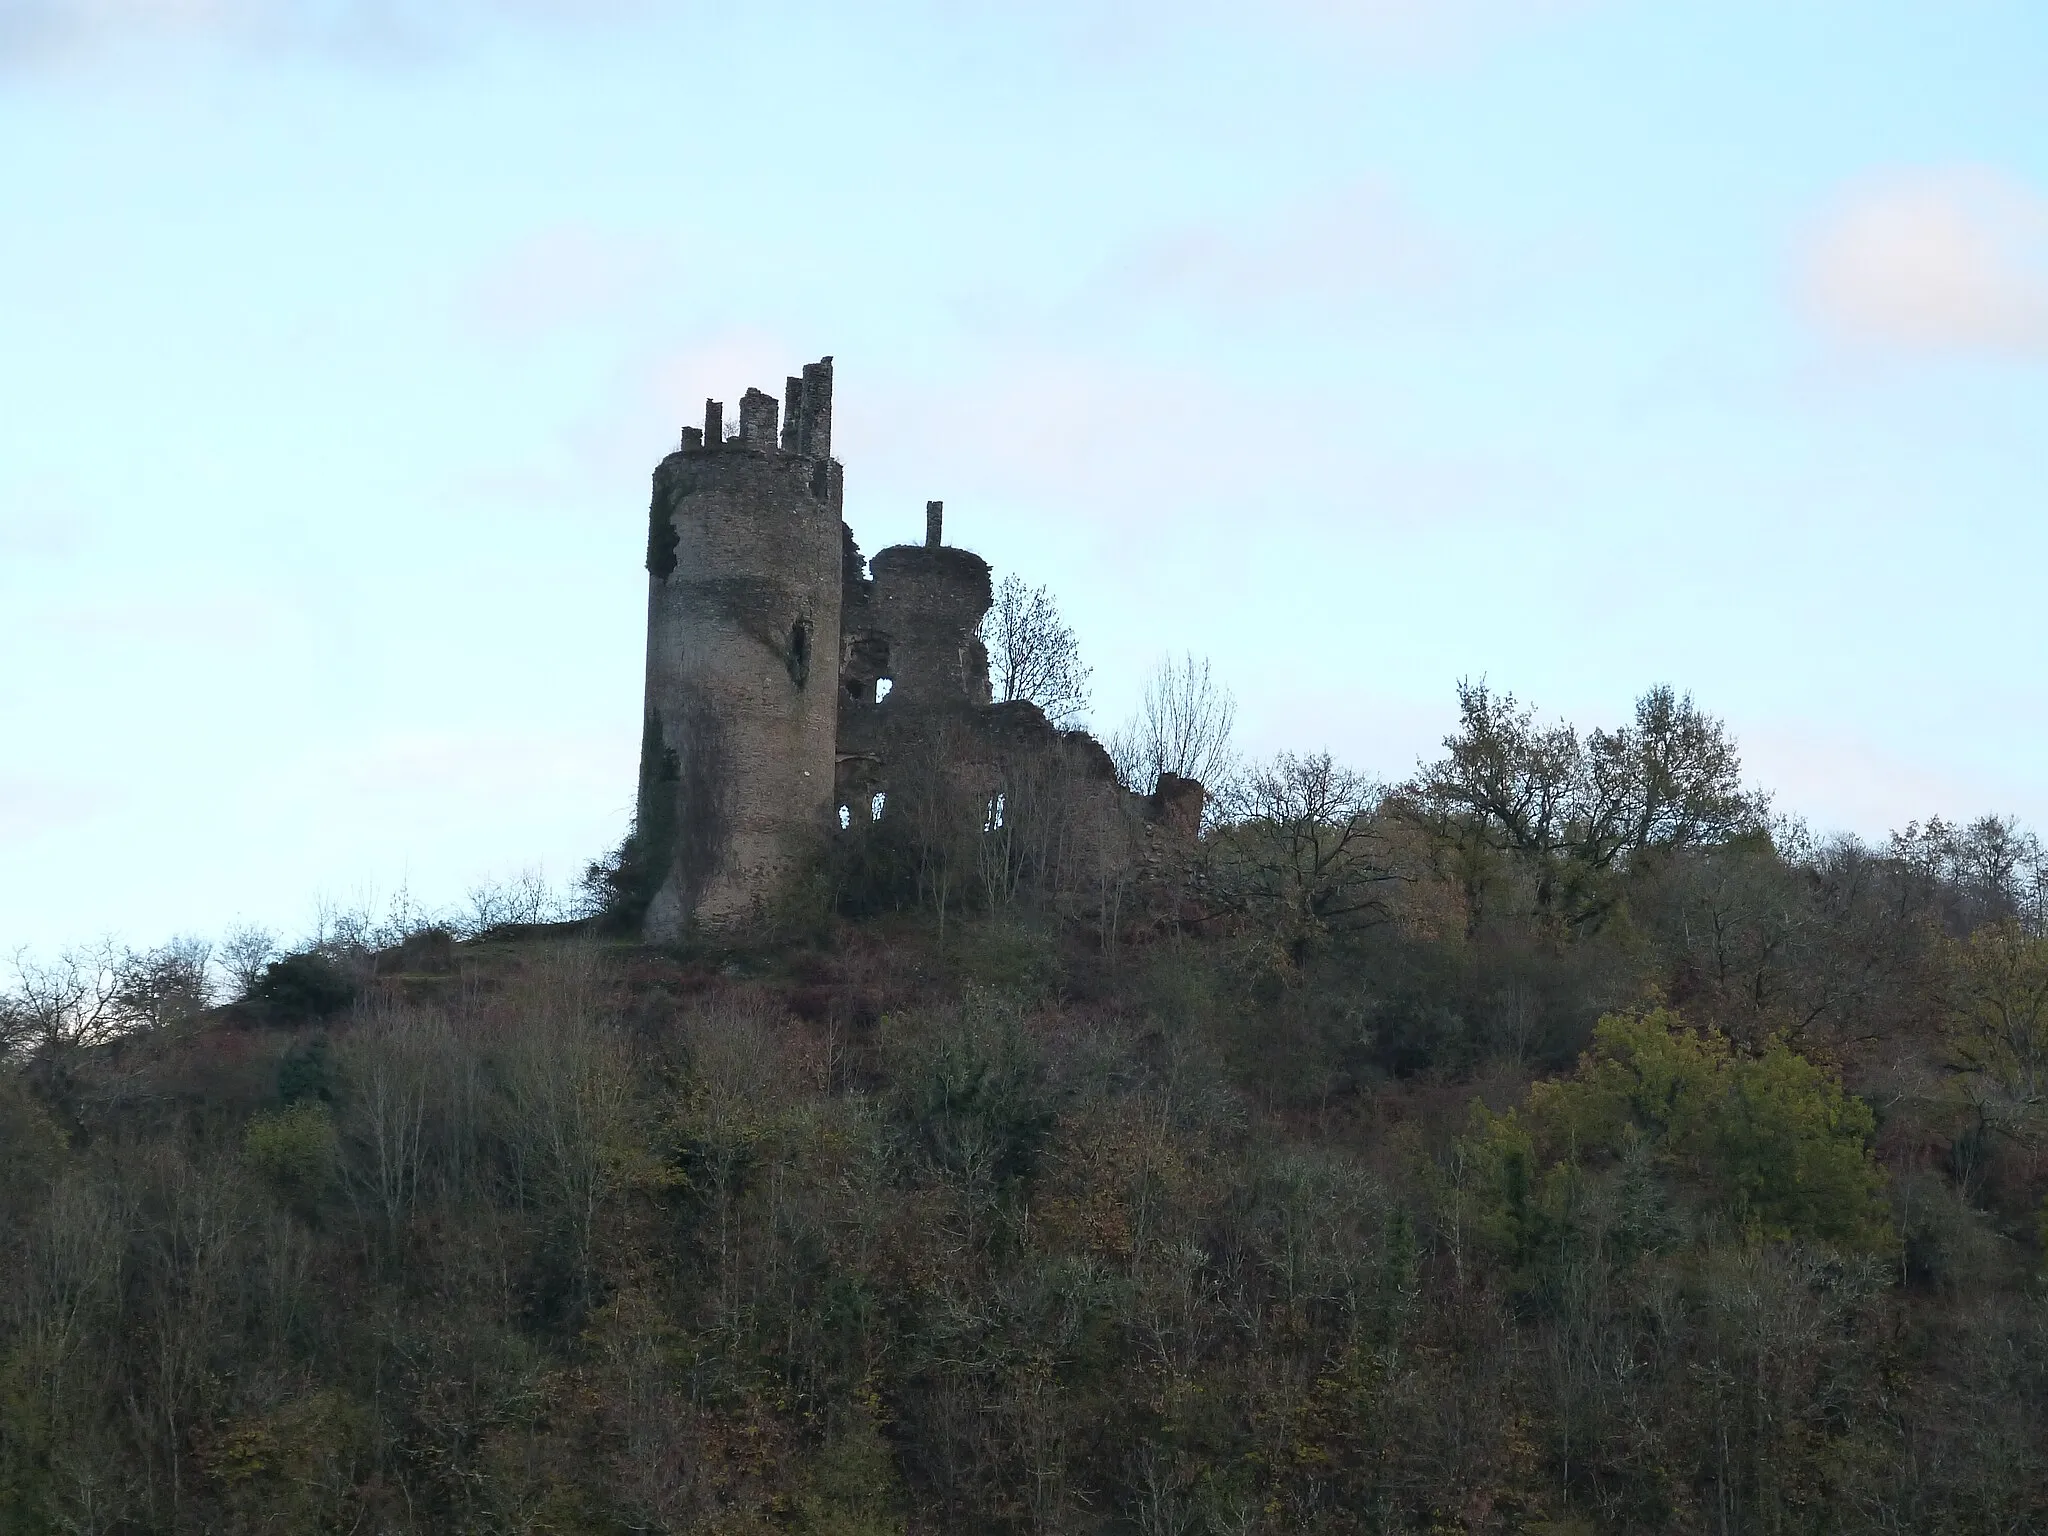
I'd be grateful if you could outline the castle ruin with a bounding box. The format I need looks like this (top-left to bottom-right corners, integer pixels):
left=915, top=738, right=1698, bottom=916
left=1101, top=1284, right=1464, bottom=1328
left=635, top=356, right=1197, bottom=939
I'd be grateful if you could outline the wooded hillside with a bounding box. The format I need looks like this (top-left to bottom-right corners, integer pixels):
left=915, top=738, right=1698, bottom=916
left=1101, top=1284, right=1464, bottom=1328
left=4, top=685, right=2044, bottom=1534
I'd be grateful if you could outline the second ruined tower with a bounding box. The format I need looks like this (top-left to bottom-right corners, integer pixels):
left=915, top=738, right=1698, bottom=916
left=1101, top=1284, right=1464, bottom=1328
left=637, top=357, right=843, bottom=938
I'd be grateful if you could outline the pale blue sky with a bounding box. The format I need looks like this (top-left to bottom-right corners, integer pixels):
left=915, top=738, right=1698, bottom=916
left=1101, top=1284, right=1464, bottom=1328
left=3, top=0, right=2045, bottom=953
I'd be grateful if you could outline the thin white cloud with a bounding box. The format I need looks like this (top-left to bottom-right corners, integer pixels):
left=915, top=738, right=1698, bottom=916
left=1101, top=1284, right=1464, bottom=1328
left=458, top=225, right=672, bottom=344
left=1740, top=719, right=2036, bottom=842
left=832, top=347, right=1558, bottom=560
left=602, top=327, right=805, bottom=464
left=1088, top=180, right=1458, bottom=319
left=0, top=482, right=96, bottom=603
left=331, top=725, right=632, bottom=801
left=946, top=179, right=1473, bottom=350
left=0, top=500, right=91, bottom=560
left=3, top=0, right=1587, bottom=71
left=1008, top=0, right=1593, bottom=65
left=1805, top=167, right=2048, bottom=357
left=437, top=326, right=815, bottom=528
left=1270, top=0, right=1592, bottom=53
left=0, top=774, right=110, bottom=843
left=49, top=595, right=287, bottom=647
left=0, top=0, right=648, bottom=69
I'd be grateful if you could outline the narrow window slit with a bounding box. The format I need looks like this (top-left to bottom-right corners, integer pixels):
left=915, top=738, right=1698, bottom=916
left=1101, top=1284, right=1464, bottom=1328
left=786, top=618, right=812, bottom=688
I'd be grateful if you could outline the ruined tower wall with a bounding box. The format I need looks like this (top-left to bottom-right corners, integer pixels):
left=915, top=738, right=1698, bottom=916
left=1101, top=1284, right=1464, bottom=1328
left=639, top=359, right=843, bottom=937
left=835, top=517, right=995, bottom=820
left=861, top=545, right=993, bottom=710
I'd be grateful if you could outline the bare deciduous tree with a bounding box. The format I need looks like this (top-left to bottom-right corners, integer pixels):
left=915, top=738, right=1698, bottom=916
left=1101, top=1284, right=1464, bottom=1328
left=1112, top=652, right=1237, bottom=797
left=111, top=938, right=212, bottom=1034
left=464, top=867, right=575, bottom=935
left=338, top=1006, right=451, bottom=1253
left=1893, top=815, right=2048, bottom=937
left=2, top=943, right=125, bottom=1065
left=981, top=574, right=1092, bottom=728
left=1211, top=753, right=1399, bottom=957
left=215, top=924, right=276, bottom=1002
left=494, top=945, right=636, bottom=1312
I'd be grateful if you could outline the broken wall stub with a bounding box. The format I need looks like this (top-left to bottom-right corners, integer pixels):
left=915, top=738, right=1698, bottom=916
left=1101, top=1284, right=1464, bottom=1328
left=835, top=534, right=995, bottom=818
left=1151, top=773, right=1207, bottom=839
left=639, top=357, right=844, bottom=938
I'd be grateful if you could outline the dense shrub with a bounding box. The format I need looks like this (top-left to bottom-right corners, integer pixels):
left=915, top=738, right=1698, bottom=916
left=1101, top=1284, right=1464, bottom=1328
left=250, top=952, right=357, bottom=1022
left=243, top=1100, right=338, bottom=1208
left=891, top=997, right=1057, bottom=1191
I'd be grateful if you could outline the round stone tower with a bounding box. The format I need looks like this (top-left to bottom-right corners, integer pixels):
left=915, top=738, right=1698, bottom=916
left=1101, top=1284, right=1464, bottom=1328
left=637, top=357, right=844, bottom=937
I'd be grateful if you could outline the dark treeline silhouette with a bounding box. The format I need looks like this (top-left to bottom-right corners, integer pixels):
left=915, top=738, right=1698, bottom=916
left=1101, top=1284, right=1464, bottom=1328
left=3, top=677, right=2045, bottom=1534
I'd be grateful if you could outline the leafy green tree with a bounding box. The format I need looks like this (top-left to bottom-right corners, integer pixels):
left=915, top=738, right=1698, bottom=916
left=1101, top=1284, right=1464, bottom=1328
left=1473, top=1009, right=1891, bottom=1250
left=251, top=952, right=356, bottom=1022
left=893, top=997, right=1055, bottom=1196
left=1413, top=682, right=1764, bottom=932
left=1946, top=920, right=2048, bottom=1109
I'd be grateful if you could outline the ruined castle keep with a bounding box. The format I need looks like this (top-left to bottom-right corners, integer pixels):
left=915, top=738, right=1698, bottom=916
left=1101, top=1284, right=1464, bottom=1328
left=636, top=356, right=1193, bottom=939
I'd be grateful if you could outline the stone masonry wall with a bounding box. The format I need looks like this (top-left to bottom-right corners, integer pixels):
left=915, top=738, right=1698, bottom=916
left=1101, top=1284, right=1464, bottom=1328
left=639, top=360, right=844, bottom=937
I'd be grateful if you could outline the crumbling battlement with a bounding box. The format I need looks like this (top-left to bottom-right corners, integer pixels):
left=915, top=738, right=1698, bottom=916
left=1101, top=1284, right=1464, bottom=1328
left=636, top=356, right=1200, bottom=937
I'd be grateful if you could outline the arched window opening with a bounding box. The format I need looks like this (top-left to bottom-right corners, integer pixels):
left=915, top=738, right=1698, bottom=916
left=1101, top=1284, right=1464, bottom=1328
left=875, top=677, right=893, bottom=702
left=985, top=792, right=1006, bottom=832
left=838, top=804, right=852, bottom=831
left=870, top=791, right=887, bottom=821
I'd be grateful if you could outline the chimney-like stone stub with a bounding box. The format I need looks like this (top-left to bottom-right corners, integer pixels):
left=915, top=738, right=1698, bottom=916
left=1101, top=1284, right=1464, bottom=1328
left=925, top=500, right=943, bottom=548
left=738, top=387, right=779, bottom=448
left=703, top=399, right=724, bottom=446
left=796, top=357, right=833, bottom=459
left=782, top=376, right=804, bottom=451
left=679, top=425, right=705, bottom=451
